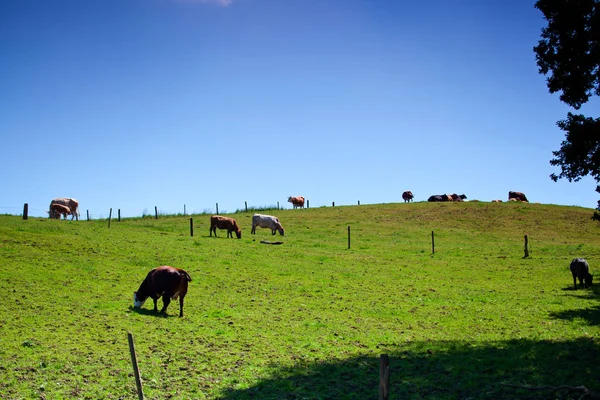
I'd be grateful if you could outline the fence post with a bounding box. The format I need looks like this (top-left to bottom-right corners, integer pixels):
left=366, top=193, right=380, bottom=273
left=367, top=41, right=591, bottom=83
left=190, top=218, right=194, bottom=237
left=348, top=226, right=351, bottom=249
left=307, top=199, right=309, bottom=208
left=358, top=200, right=360, bottom=205
left=87, top=210, right=90, bottom=221
left=184, top=204, right=186, bottom=216
left=108, top=208, right=112, bottom=229
left=332, top=202, right=335, bottom=207
left=118, top=209, right=121, bottom=222
left=127, top=333, right=145, bottom=400
left=216, top=203, right=219, bottom=215
left=277, top=201, right=280, bottom=210
left=245, top=201, right=248, bottom=213
left=379, top=354, right=390, bottom=400
left=524, top=235, right=529, bottom=258
left=154, top=206, right=158, bottom=219
left=22, top=203, right=28, bottom=220
left=432, top=231, right=435, bottom=255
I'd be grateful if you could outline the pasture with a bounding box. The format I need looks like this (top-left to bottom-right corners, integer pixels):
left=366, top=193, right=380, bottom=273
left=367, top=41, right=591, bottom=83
left=1, top=201, right=600, bottom=399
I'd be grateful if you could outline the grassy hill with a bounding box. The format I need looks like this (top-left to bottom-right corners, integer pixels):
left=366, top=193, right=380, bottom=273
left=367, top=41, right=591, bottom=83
left=1, top=201, right=600, bottom=399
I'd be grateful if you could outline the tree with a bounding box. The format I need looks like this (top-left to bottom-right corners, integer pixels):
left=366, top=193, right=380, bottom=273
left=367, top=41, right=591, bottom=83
left=534, top=0, right=600, bottom=218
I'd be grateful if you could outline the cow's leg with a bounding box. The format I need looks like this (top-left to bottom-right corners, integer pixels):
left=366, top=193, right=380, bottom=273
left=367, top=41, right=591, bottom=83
left=152, top=297, right=159, bottom=312
left=251, top=225, right=255, bottom=234
left=179, top=296, right=184, bottom=317
left=160, top=294, right=171, bottom=314
left=272, top=229, right=276, bottom=235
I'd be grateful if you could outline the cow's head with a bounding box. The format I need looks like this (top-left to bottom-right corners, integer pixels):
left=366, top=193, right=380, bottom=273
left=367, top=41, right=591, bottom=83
left=235, top=230, right=242, bottom=239
left=278, top=227, right=285, bottom=236
left=133, top=292, right=146, bottom=308
left=585, top=274, right=594, bottom=287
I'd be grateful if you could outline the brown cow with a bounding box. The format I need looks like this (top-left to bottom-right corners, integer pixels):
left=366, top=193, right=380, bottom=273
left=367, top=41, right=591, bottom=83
left=210, top=215, right=242, bottom=239
left=450, top=194, right=467, bottom=202
left=50, top=203, right=71, bottom=219
left=287, top=196, right=305, bottom=209
left=133, top=266, right=192, bottom=317
left=402, top=191, right=414, bottom=202
left=508, top=191, right=528, bottom=202
left=49, top=198, right=80, bottom=220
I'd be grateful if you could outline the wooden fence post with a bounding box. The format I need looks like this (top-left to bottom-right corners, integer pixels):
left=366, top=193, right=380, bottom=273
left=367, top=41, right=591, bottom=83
left=22, top=203, right=28, bottom=220
left=216, top=203, right=219, bottom=215
left=432, top=231, right=435, bottom=255
left=524, top=235, right=529, bottom=258
left=379, top=354, right=390, bottom=400
left=348, top=226, right=351, bottom=249
left=118, top=209, right=121, bottom=222
left=277, top=201, right=280, bottom=210
left=190, top=218, right=194, bottom=237
left=127, top=333, right=145, bottom=400
left=332, top=202, right=335, bottom=207
left=154, top=206, right=158, bottom=219
left=245, top=201, right=248, bottom=213
left=108, top=208, right=112, bottom=229
left=87, top=210, right=90, bottom=221
left=184, top=204, right=186, bottom=216
left=358, top=200, right=360, bottom=205
left=307, top=199, right=309, bottom=208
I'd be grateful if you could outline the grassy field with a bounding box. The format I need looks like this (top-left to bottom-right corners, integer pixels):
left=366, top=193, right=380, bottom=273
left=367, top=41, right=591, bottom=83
left=1, top=201, right=600, bottom=399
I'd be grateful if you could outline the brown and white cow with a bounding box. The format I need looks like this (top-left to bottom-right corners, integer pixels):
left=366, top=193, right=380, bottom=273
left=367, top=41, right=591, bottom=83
left=570, top=258, right=593, bottom=290
left=209, top=215, right=242, bottom=239
left=49, top=198, right=80, bottom=220
left=450, top=194, right=467, bottom=202
left=287, top=196, right=305, bottom=209
left=251, top=214, right=284, bottom=235
left=133, top=266, right=192, bottom=317
left=508, top=191, right=528, bottom=202
left=491, top=199, right=503, bottom=203
left=402, top=191, right=414, bottom=202
left=50, top=203, right=71, bottom=220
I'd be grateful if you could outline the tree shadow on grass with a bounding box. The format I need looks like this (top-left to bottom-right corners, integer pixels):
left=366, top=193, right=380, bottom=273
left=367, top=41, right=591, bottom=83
left=551, top=287, right=600, bottom=326
left=217, top=338, right=600, bottom=400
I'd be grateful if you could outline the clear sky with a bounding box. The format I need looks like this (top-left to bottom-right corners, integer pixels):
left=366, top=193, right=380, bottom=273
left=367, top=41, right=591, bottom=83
left=1, top=0, right=597, bottom=218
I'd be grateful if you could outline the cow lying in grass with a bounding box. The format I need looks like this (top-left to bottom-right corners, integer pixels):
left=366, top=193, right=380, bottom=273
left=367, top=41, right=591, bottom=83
left=251, top=213, right=284, bottom=235
left=209, top=215, right=242, bottom=239
left=570, top=258, right=593, bottom=290
left=133, top=266, right=192, bottom=317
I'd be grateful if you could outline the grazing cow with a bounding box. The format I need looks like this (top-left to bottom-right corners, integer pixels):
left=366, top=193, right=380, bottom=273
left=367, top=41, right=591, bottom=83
left=49, top=198, right=80, bottom=220
left=402, top=191, right=414, bottom=203
left=570, top=258, right=593, bottom=290
left=133, top=266, right=192, bottom=317
left=209, top=215, right=242, bottom=239
left=508, top=191, right=529, bottom=202
left=450, top=194, right=467, bottom=202
left=287, top=196, right=305, bottom=209
left=428, top=195, right=446, bottom=202
left=50, top=203, right=71, bottom=220
left=251, top=213, right=284, bottom=235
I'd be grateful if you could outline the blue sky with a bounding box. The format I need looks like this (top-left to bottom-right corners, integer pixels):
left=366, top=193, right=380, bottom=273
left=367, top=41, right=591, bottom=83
left=1, top=0, right=597, bottom=218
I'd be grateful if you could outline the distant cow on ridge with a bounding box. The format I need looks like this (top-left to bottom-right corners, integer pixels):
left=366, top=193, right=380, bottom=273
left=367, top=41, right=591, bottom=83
left=210, top=215, right=242, bottom=239
left=402, top=191, right=414, bottom=202
left=251, top=214, right=284, bottom=236
left=49, top=198, right=80, bottom=220
left=508, top=191, right=528, bottom=202
left=50, top=203, right=71, bottom=220
left=288, top=196, right=305, bottom=209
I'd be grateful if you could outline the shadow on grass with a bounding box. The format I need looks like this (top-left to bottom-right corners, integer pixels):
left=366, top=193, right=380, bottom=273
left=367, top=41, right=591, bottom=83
left=217, top=338, right=600, bottom=400
left=129, top=306, right=172, bottom=318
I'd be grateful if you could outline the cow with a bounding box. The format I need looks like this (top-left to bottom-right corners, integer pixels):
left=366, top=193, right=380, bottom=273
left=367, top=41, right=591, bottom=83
left=209, top=215, right=242, bottom=239
left=50, top=203, right=71, bottom=220
left=451, top=194, right=467, bottom=202
left=251, top=213, right=284, bottom=235
left=491, top=200, right=503, bottom=203
left=508, top=191, right=529, bottom=202
left=288, top=196, right=305, bottom=209
left=428, top=195, right=447, bottom=202
left=49, top=198, right=80, bottom=220
left=402, top=191, right=414, bottom=202
left=570, top=258, right=593, bottom=290
left=133, top=266, right=192, bottom=317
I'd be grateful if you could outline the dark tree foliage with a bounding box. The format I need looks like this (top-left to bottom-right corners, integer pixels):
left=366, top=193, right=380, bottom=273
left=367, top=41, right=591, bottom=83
left=534, top=0, right=600, bottom=218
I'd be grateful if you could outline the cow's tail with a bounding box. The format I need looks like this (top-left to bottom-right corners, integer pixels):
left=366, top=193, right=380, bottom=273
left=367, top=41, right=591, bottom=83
left=181, top=270, right=192, bottom=282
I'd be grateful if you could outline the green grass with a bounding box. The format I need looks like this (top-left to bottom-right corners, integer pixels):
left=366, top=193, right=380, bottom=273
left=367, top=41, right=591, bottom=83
left=1, top=201, right=600, bottom=399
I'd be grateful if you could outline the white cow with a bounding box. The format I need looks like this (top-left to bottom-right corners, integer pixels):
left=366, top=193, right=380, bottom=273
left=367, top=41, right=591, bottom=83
left=49, top=198, right=80, bottom=220
left=251, top=214, right=284, bottom=236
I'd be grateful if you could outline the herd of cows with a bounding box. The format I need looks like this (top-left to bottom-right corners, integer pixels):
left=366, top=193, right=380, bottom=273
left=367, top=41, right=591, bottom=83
left=45, top=192, right=594, bottom=317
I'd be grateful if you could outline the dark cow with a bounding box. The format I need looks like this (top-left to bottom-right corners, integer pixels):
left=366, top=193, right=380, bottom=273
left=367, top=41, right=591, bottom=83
left=428, top=195, right=447, bottom=202
left=508, top=191, right=528, bottom=202
left=570, top=258, right=593, bottom=290
left=210, top=215, right=242, bottom=239
left=251, top=213, right=284, bottom=235
left=288, top=196, right=305, bottom=209
left=50, top=203, right=71, bottom=219
left=451, top=194, right=467, bottom=202
left=133, top=266, right=192, bottom=317
left=402, top=191, right=414, bottom=202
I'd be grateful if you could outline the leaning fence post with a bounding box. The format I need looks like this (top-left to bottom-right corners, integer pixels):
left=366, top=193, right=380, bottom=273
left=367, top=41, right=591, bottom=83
left=23, top=203, right=28, bottom=220
left=108, top=208, right=112, bottom=228
left=379, top=354, right=390, bottom=400
left=524, top=235, right=529, bottom=258
left=127, top=333, right=145, bottom=400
